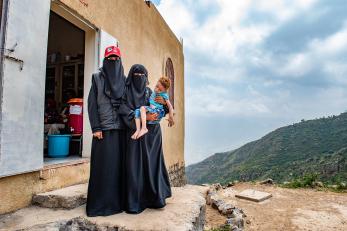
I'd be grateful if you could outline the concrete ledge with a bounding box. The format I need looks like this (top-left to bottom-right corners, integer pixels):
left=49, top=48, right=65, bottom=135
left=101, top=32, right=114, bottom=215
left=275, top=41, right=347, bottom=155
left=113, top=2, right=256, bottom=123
left=0, top=161, right=89, bottom=215
left=32, top=184, right=88, bottom=209
left=235, top=189, right=272, bottom=202
left=0, top=185, right=208, bottom=231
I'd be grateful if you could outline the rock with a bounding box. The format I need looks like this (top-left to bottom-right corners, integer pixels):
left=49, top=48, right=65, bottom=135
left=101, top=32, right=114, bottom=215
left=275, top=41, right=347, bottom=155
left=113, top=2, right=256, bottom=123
left=237, top=208, right=245, bottom=214
left=211, top=199, right=224, bottom=210
left=206, top=191, right=217, bottom=205
left=217, top=201, right=227, bottom=212
left=210, top=194, right=220, bottom=207
left=32, top=184, right=88, bottom=209
left=225, top=216, right=244, bottom=228
left=227, top=212, right=236, bottom=219
left=259, top=178, right=274, bottom=185
left=227, top=182, right=235, bottom=187
left=227, top=208, right=247, bottom=219
left=221, top=203, right=235, bottom=216
left=213, top=183, right=223, bottom=191
left=246, top=219, right=251, bottom=224
left=207, top=187, right=217, bottom=194
left=313, top=181, right=324, bottom=187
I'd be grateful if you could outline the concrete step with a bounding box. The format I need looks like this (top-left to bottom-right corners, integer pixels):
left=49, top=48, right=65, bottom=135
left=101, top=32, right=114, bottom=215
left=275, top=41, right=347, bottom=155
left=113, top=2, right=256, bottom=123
left=32, top=184, right=88, bottom=209
left=1, top=185, right=208, bottom=231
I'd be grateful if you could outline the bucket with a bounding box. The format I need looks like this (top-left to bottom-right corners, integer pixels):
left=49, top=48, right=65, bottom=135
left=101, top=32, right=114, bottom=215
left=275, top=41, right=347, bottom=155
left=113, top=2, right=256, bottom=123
left=47, top=134, right=71, bottom=157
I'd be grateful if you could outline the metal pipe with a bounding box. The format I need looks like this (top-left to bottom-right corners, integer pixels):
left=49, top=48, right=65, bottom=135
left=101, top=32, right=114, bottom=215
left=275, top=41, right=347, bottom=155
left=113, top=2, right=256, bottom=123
left=0, top=0, right=10, bottom=158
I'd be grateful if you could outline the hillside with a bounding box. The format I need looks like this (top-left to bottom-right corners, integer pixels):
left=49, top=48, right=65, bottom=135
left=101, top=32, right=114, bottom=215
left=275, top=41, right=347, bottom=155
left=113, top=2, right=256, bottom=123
left=186, top=113, right=347, bottom=185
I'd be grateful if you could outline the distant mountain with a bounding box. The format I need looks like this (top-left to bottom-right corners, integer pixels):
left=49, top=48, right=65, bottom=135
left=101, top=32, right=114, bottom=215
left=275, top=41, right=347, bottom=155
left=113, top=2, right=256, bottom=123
left=186, top=113, right=347, bottom=185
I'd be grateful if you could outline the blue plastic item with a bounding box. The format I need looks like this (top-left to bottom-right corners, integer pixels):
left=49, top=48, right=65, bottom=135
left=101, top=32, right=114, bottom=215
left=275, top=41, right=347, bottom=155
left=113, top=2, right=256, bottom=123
left=47, top=134, right=71, bottom=157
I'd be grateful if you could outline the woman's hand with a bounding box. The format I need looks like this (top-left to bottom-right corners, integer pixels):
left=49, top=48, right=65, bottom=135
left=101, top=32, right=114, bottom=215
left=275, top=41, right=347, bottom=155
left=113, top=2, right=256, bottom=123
left=147, top=113, right=159, bottom=121
left=93, top=131, right=103, bottom=139
left=155, top=96, right=167, bottom=105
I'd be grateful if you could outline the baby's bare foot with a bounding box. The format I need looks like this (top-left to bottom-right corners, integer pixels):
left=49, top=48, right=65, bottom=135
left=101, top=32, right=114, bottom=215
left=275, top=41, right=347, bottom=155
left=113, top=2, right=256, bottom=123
left=131, top=130, right=140, bottom=140
left=136, top=128, right=148, bottom=139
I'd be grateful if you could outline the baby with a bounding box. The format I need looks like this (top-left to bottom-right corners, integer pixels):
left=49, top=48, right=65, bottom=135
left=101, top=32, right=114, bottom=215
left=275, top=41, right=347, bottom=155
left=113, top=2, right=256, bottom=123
left=132, top=76, right=174, bottom=139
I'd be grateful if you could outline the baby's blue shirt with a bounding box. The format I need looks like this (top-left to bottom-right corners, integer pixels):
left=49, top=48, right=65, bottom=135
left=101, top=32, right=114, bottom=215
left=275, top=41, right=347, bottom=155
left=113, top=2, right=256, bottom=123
left=149, top=92, right=168, bottom=109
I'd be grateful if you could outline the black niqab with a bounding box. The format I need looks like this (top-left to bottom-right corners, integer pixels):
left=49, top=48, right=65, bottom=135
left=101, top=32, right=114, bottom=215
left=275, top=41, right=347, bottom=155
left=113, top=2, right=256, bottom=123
left=102, top=58, right=126, bottom=100
left=125, top=64, right=148, bottom=109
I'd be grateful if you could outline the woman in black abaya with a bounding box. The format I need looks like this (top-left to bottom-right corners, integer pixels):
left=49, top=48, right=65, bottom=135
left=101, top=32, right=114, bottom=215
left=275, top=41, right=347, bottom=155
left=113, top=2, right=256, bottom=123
left=119, top=64, right=172, bottom=214
left=86, top=47, right=126, bottom=217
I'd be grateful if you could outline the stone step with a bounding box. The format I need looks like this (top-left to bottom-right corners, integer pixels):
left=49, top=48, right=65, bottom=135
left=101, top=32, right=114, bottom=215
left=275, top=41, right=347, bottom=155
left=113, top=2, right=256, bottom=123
left=2, top=185, right=208, bottom=231
left=32, top=184, right=88, bottom=209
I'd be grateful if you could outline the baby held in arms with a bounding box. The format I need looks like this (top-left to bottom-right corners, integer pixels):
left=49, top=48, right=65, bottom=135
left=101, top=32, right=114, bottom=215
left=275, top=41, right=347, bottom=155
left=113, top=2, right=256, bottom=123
left=132, top=76, right=175, bottom=139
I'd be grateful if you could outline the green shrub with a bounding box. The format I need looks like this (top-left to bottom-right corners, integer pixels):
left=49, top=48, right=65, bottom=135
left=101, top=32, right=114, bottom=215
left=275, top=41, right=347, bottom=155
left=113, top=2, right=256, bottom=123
left=206, top=225, right=231, bottom=231
left=281, top=173, right=318, bottom=188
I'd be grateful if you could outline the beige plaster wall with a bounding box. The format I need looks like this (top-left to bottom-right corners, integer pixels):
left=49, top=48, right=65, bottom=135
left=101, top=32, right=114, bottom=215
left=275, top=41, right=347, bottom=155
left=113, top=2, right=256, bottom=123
left=59, top=0, right=185, bottom=168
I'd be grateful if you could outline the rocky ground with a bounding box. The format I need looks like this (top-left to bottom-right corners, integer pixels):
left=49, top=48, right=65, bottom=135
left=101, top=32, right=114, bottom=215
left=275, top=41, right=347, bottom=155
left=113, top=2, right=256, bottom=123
left=1, top=182, right=346, bottom=231
left=204, top=182, right=347, bottom=231
left=0, top=184, right=208, bottom=231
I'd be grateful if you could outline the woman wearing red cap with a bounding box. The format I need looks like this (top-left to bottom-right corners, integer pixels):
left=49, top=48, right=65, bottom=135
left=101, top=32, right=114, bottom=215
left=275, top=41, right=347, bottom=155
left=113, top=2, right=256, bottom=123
left=86, top=45, right=126, bottom=217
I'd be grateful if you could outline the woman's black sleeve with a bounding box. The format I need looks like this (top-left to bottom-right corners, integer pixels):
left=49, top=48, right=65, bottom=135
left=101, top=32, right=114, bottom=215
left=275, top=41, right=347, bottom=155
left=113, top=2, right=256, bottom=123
left=118, top=93, right=135, bottom=120
left=88, top=75, right=102, bottom=133
left=118, top=92, right=136, bottom=132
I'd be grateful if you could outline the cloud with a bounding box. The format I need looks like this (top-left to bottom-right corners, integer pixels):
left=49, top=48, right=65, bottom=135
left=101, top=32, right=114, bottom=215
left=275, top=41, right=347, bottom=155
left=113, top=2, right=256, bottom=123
left=262, top=20, right=347, bottom=83
left=155, top=0, right=347, bottom=164
left=187, top=84, right=271, bottom=117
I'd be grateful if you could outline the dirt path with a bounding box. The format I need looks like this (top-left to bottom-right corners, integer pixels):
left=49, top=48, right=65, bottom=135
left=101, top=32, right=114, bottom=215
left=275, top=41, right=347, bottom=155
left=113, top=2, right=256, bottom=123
left=205, top=183, right=347, bottom=231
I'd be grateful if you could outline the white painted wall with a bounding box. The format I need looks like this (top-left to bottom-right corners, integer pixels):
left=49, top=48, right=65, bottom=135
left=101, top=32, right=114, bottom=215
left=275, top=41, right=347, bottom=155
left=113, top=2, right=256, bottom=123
left=0, top=1, right=107, bottom=175
left=0, top=0, right=51, bottom=176
left=99, top=30, right=119, bottom=67
left=82, top=29, right=99, bottom=158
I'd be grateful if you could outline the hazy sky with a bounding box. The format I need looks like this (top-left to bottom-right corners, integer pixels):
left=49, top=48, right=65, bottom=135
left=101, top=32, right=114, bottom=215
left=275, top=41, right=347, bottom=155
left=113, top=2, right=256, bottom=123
left=152, top=0, right=347, bottom=165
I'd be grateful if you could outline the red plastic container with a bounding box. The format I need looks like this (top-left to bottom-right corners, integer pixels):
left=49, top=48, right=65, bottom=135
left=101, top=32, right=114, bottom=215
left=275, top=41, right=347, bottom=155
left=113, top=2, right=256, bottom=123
left=68, top=98, right=83, bottom=134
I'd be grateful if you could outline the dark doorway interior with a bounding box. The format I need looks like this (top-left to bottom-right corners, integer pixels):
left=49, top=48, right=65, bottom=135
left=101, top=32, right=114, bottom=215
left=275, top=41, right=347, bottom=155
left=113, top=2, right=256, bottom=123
left=44, top=11, right=85, bottom=163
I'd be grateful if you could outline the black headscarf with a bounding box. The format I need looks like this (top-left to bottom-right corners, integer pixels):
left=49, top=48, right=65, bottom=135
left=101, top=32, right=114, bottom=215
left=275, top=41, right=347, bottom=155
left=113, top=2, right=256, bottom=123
left=125, top=64, right=148, bottom=109
left=102, top=58, right=126, bottom=100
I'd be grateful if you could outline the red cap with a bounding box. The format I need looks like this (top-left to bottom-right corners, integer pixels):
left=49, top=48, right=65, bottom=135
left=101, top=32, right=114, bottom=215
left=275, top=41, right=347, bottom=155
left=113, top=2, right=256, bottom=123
left=104, top=45, right=121, bottom=58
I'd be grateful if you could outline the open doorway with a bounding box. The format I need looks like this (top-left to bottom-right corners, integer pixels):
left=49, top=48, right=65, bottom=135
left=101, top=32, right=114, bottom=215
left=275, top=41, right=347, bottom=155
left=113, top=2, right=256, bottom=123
left=44, top=11, right=85, bottom=164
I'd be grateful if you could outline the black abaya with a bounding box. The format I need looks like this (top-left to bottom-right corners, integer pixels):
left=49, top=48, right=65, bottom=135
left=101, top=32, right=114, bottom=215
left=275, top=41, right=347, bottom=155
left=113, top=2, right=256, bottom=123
left=86, top=130, right=126, bottom=217
left=124, top=124, right=172, bottom=214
